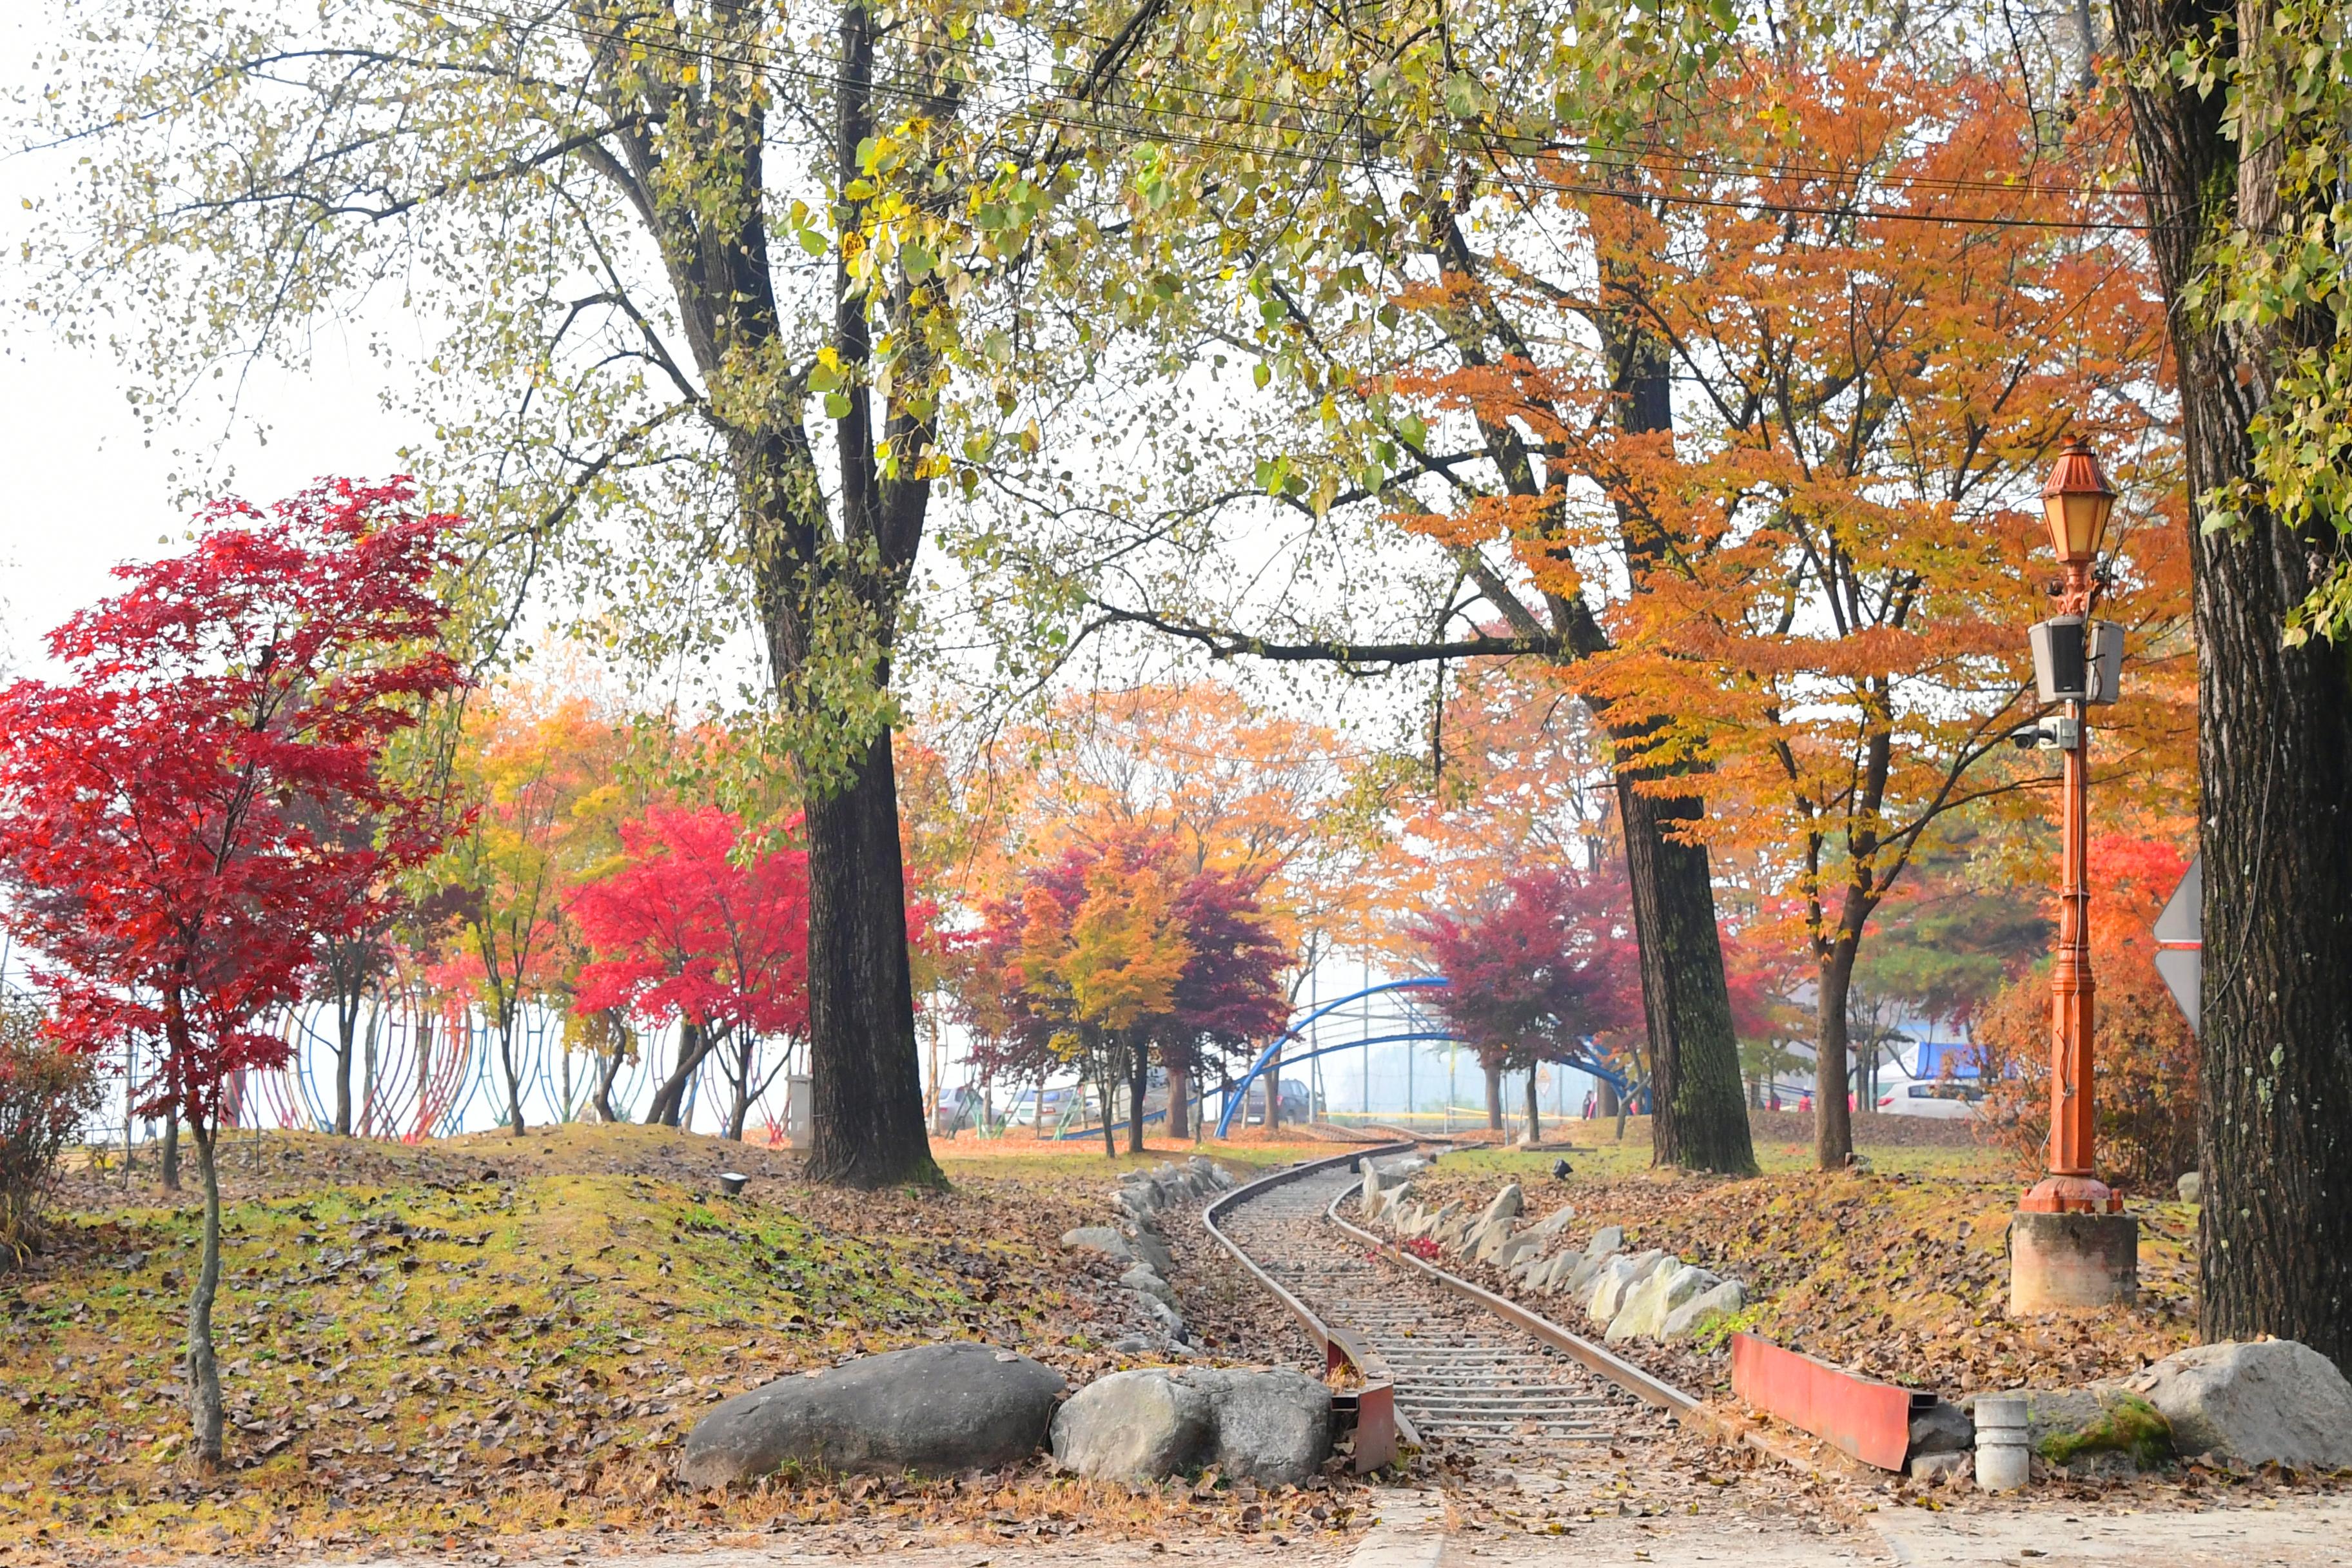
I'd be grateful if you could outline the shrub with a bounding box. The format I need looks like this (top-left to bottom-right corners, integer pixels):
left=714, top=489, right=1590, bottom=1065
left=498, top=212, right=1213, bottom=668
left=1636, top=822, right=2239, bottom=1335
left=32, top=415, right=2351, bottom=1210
left=1971, top=837, right=2199, bottom=1192
left=0, top=994, right=100, bottom=1263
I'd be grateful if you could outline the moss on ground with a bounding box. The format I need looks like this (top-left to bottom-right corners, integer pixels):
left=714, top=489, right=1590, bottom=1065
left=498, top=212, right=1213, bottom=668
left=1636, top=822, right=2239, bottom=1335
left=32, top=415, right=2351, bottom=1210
left=2038, top=1393, right=2174, bottom=1471
left=0, top=1125, right=1339, bottom=1558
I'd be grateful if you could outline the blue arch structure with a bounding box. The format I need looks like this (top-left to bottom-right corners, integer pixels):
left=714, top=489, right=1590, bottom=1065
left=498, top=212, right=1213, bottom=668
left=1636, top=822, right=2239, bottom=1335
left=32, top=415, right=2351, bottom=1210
left=1211, top=977, right=1627, bottom=1138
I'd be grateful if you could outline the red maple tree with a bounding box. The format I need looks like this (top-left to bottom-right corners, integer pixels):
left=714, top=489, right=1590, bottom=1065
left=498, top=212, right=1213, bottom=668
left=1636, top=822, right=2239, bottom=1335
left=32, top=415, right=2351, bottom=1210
left=0, top=476, right=464, bottom=1466
left=1414, top=867, right=1642, bottom=1139
left=567, top=804, right=810, bottom=1140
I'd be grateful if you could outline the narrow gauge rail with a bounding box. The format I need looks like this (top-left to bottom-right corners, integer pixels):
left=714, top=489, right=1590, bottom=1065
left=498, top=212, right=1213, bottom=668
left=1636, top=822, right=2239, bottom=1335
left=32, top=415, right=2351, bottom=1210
left=1207, top=1147, right=1687, bottom=1460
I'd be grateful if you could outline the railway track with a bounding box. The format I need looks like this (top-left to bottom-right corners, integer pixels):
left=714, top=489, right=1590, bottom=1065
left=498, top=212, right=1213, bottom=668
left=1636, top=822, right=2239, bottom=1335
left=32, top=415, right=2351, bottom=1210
left=1208, top=1148, right=1681, bottom=1463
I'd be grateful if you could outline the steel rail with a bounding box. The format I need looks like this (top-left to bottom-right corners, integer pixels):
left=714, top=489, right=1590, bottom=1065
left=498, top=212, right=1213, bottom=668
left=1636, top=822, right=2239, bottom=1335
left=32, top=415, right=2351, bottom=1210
left=1202, top=1142, right=1420, bottom=1471
left=1321, top=1184, right=1700, bottom=1416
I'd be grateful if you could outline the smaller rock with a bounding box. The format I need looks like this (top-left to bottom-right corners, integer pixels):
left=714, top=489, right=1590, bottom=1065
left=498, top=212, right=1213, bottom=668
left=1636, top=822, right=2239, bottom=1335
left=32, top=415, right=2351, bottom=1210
left=1489, top=1231, right=1543, bottom=1270
left=1908, top=1398, right=1975, bottom=1458
left=1186, top=1367, right=1333, bottom=1487
left=2176, top=1171, right=2203, bottom=1204
left=1590, top=1250, right=1665, bottom=1326
left=1052, top=1369, right=1214, bottom=1482
left=1607, top=1261, right=1716, bottom=1342
left=1908, top=1449, right=1970, bottom=1484
left=1133, top=1291, right=1187, bottom=1341
left=1188, top=1155, right=1236, bottom=1190
left=1661, top=1278, right=1747, bottom=1339
left=1584, top=1224, right=1625, bottom=1260
left=1585, top=1254, right=1645, bottom=1322
left=1477, top=1182, right=1525, bottom=1228
left=1121, top=1265, right=1177, bottom=1308
left=1523, top=1204, right=1579, bottom=1244
left=1062, top=1226, right=1133, bottom=1264
left=1127, top=1230, right=1177, bottom=1278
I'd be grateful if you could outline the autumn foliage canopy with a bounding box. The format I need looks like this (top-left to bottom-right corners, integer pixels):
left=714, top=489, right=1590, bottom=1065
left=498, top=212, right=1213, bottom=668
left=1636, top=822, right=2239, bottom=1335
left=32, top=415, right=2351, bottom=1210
left=0, top=478, right=465, bottom=1127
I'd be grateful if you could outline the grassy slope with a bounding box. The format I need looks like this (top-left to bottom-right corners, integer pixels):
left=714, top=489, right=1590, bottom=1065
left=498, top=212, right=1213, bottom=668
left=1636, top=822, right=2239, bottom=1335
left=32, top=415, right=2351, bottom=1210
left=1402, top=1122, right=2195, bottom=1398
left=0, top=1126, right=1339, bottom=1558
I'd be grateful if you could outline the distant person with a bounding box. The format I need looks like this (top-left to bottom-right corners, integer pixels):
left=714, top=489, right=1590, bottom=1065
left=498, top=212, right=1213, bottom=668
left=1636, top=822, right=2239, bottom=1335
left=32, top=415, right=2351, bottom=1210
left=1581, top=1090, right=1596, bottom=1119
left=1799, top=1092, right=1812, bottom=1113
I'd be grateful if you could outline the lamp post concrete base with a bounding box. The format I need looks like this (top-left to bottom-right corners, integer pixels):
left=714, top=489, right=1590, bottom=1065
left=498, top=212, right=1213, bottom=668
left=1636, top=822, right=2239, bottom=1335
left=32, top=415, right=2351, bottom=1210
left=2010, top=1210, right=2139, bottom=1313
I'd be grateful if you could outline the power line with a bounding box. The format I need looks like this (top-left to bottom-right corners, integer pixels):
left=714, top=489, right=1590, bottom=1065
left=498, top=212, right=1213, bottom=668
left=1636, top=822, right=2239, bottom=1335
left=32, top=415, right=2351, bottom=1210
left=386, top=0, right=2151, bottom=233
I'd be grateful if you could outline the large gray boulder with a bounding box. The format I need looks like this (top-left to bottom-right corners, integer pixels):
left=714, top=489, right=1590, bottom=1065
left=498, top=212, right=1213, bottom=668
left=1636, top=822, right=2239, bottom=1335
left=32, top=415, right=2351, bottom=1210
left=1584, top=1224, right=1625, bottom=1260
left=680, top=1343, right=1064, bottom=1486
left=2126, top=1340, right=2352, bottom=1468
left=1051, top=1367, right=1332, bottom=1485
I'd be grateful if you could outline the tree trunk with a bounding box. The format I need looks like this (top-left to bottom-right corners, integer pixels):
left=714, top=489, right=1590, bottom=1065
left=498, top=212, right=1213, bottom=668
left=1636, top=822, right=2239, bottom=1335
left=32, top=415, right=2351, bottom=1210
left=1168, top=1061, right=1191, bottom=1141
left=725, top=1031, right=757, bottom=1142
left=1614, top=772, right=1757, bottom=1174
left=160, top=1111, right=181, bottom=1193
left=1813, top=938, right=1859, bottom=1168
left=1264, top=1045, right=1281, bottom=1129
left=801, top=731, right=943, bottom=1187
left=1127, top=1032, right=1150, bottom=1155
left=187, top=1113, right=225, bottom=1467
left=1484, top=1058, right=1504, bottom=1132
left=1524, top=1068, right=1542, bottom=1144
left=593, top=1039, right=625, bottom=1124
left=1097, top=1053, right=1118, bottom=1157
left=646, top=1021, right=714, bottom=1128
left=2111, top=0, right=2352, bottom=1370
left=496, top=1010, right=526, bottom=1135
left=1597, top=1077, right=1620, bottom=1119
left=1580, top=238, right=1756, bottom=1179
left=333, top=988, right=359, bottom=1137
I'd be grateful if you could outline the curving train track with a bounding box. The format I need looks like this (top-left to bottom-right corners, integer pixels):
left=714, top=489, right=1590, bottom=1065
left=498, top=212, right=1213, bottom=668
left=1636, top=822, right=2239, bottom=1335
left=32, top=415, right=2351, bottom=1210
left=1206, top=1145, right=1691, bottom=1467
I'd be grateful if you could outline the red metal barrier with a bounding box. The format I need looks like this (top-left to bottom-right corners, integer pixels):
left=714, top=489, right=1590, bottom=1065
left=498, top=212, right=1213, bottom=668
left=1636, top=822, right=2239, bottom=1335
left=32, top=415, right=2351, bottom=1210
left=1728, top=1333, right=1928, bottom=1471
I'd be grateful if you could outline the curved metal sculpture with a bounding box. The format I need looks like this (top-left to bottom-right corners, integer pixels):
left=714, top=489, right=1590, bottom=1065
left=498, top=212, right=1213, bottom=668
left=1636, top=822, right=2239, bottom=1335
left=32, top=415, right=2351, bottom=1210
left=1211, top=975, right=1627, bottom=1139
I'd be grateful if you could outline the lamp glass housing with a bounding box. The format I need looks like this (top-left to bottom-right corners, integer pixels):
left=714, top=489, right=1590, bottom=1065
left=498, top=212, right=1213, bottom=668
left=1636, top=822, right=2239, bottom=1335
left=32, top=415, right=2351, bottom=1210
left=2041, top=442, right=2117, bottom=565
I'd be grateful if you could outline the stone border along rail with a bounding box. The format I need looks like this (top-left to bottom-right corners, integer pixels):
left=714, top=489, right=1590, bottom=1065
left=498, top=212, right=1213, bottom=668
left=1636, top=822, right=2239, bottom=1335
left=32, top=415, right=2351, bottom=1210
left=1213, top=1142, right=1834, bottom=1480
left=1202, top=1142, right=1420, bottom=1473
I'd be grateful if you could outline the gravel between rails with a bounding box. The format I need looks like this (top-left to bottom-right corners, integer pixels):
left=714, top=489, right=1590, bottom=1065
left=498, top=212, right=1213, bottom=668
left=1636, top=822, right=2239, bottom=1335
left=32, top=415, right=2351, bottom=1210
left=1210, top=1164, right=1671, bottom=1462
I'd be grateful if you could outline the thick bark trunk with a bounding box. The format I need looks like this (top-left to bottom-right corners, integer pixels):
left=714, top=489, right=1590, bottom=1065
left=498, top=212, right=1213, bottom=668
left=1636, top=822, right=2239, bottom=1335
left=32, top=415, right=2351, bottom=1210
left=1614, top=771, right=1757, bottom=1174
left=1597, top=1077, right=1620, bottom=1119
left=188, top=1115, right=224, bottom=1467
left=160, top=1112, right=181, bottom=1193
left=802, top=732, right=942, bottom=1186
left=2111, top=0, right=2352, bottom=1369
left=1126, top=1033, right=1150, bottom=1155
left=1524, top=1068, right=1542, bottom=1144
left=1813, top=938, right=1859, bottom=1168
left=1580, top=237, right=1756, bottom=1179
left=1168, top=1062, right=1191, bottom=1141
left=1484, top=1058, right=1504, bottom=1132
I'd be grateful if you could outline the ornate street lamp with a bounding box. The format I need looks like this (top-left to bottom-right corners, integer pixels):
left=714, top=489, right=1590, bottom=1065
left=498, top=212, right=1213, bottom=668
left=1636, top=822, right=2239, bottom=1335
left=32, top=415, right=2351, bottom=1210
left=2011, top=437, right=2138, bottom=1313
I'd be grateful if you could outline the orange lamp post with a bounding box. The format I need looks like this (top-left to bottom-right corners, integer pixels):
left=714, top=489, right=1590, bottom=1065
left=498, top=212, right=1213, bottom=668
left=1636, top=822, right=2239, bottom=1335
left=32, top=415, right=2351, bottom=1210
left=2010, top=438, right=2137, bottom=1312
left=2023, top=440, right=2121, bottom=1217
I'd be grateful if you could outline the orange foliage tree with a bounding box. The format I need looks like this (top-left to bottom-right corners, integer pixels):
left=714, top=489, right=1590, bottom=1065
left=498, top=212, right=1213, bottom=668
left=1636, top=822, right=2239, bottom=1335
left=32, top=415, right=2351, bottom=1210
left=1972, top=836, right=2198, bottom=1190
left=1391, top=61, right=2182, bottom=1167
